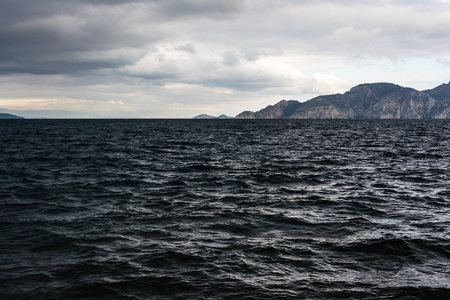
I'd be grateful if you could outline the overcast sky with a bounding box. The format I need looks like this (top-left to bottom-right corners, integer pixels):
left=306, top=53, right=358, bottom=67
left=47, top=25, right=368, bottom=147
left=1, top=0, right=450, bottom=117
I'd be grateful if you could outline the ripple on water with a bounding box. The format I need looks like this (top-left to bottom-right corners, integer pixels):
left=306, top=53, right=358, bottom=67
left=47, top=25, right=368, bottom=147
left=0, top=119, right=449, bottom=299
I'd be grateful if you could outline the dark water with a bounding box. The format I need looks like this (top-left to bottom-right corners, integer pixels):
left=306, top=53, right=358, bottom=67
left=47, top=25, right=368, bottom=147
left=0, top=119, right=449, bottom=300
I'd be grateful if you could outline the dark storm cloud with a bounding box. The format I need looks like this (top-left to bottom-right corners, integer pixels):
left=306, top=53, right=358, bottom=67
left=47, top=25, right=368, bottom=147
left=0, top=1, right=160, bottom=75
left=0, top=58, right=134, bottom=76
left=0, top=0, right=243, bottom=76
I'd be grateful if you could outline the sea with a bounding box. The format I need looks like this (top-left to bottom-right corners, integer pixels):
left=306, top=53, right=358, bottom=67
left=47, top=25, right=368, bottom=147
left=0, top=119, right=449, bottom=300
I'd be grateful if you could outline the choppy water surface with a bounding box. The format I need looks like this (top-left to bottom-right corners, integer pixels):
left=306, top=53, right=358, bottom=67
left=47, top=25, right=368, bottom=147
left=0, top=119, right=449, bottom=299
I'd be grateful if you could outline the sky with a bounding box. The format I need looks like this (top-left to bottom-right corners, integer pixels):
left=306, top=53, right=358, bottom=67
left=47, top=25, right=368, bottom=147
left=1, top=0, right=450, bottom=118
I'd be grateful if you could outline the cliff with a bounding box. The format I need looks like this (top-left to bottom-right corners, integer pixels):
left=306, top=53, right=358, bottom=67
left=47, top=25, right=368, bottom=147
left=236, top=82, right=450, bottom=119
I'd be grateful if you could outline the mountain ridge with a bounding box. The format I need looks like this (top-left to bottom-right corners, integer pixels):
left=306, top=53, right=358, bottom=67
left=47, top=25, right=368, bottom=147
left=236, top=82, right=450, bottom=119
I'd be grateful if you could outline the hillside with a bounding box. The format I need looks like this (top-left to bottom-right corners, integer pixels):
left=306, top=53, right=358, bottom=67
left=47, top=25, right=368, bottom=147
left=236, top=82, right=450, bottom=119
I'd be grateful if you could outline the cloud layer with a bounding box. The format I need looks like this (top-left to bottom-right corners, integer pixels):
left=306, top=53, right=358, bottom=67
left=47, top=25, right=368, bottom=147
left=1, top=0, right=450, bottom=117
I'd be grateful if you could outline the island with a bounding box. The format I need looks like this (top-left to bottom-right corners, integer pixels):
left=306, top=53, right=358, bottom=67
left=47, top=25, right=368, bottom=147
left=193, top=114, right=234, bottom=119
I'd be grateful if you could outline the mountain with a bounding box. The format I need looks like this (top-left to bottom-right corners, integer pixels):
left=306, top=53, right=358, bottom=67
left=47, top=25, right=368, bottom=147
left=0, top=113, right=24, bottom=119
left=236, top=82, right=450, bottom=119
left=193, top=114, right=234, bottom=119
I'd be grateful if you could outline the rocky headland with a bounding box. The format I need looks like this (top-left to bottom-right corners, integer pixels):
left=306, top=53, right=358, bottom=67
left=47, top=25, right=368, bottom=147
left=236, top=82, right=450, bottom=119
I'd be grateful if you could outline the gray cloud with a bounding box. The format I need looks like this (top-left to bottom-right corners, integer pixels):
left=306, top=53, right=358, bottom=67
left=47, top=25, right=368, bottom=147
left=0, top=1, right=165, bottom=75
left=155, top=0, right=245, bottom=19
left=222, top=50, right=239, bottom=67
left=174, top=43, right=197, bottom=54
left=0, top=0, right=246, bottom=76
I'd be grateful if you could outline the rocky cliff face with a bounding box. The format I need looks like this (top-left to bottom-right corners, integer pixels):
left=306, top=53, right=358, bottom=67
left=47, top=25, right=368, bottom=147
left=235, top=111, right=255, bottom=119
left=236, top=82, right=450, bottom=119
